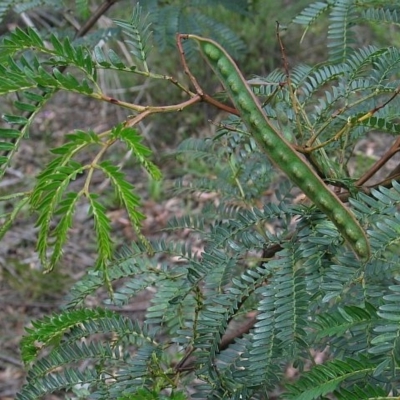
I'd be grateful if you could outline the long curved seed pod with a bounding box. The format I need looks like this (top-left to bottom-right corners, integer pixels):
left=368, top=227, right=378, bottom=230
left=187, top=34, right=370, bottom=261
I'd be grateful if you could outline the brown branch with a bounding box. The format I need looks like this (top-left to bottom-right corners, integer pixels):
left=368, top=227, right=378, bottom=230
left=173, top=346, right=195, bottom=372
left=122, top=95, right=203, bottom=127
left=357, top=86, right=400, bottom=122
left=177, top=34, right=204, bottom=96
left=202, top=93, right=239, bottom=116
left=74, top=0, right=120, bottom=38
left=177, top=34, right=240, bottom=116
left=174, top=314, right=258, bottom=373
left=219, top=314, right=258, bottom=351
left=276, top=21, right=290, bottom=82
left=356, top=136, right=400, bottom=186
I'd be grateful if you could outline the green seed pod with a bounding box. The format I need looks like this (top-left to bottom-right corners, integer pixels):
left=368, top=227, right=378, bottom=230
left=188, top=34, right=370, bottom=261
left=217, top=58, right=232, bottom=77
left=292, top=164, right=306, bottom=181
left=227, top=75, right=240, bottom=93
left=276, top=149, right=291, bottom=164
left=203, top=43, right=221, bottom=61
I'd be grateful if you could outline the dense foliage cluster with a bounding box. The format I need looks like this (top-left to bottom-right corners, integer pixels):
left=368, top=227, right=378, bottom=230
left=1, top=0, right=400, bottom=399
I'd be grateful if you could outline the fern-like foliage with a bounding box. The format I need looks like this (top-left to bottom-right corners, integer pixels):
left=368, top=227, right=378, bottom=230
left=20, top=130, right=400, bottom=396
left=294, top=0, right=400, bottom=63
left=0, top=12, right=162, bottom=274
left=141, top=0, right=247, bottom=58
left=19, top=176, right=400, bottom=398
left=19, top=308, right=162, bottom=399
left=9, top=0, right=400, bottom=399
left=114, top=4, right=152, bottom=71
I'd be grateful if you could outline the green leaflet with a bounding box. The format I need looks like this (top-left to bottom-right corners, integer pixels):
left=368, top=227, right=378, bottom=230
left=187, top=34, right=370, bottom=261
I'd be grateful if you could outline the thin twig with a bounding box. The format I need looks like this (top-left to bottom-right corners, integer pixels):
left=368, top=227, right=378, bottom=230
left=176, top=34, right=240, bottom=116
left=176, top=34, right=204, bottom=96
left=356, top=136, right=400, bottom=186
left=306, top=87, right=400, bottom=153
left=74, top=0, right=120, bottom=38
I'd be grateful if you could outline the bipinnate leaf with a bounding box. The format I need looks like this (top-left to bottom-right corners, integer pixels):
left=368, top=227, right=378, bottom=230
left=49, top=192, right=81, bottom=268
left=114, top=2, right=153, bottom=67
left=20, top=308, right=114, bottom=364
left=114, top=125, right=162, bottom=180
left=31, top=160, right=85, bottom=272
left=87, top=193, right=113, bottom=269
left=285, top=357, right=374, bottom=400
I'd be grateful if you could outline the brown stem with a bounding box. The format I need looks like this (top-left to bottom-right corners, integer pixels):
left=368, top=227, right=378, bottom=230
left=276, top=21, right=290, bottom=83
left=356, top=136, right=400, bottom=186
left=174, top=314, right=258, bottom=373
left=202, top=93, right=239, bottom=115
left=361, top=86, right=400, bottom=119
left=177, top=34, right=204, bottom=96
left=375, top=171, right=400, bottom=188
left=74, top=0, right=120, bottom=38
left=177, top=34, right=240, bottom=116
left=219, top=314, right=258, bottom=351
left=173, top=346, right=195, bottom=372
left=122, top=95, right=203, bottom=128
